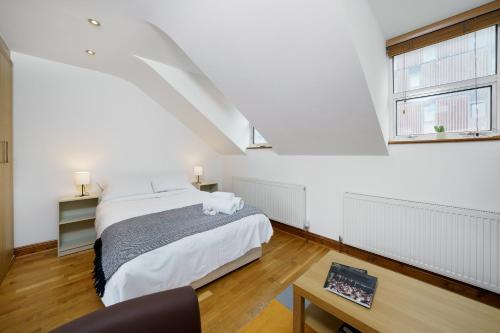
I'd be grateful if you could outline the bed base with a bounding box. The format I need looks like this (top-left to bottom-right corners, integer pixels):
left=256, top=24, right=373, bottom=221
left=190, top=247, right=262, bottom=290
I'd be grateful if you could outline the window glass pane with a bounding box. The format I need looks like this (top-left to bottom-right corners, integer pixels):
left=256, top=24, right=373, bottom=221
left=396, top=87, right=491, bottom=136
left=394, top=26, right=496, bottom=93
left=253, top=128, right=268, bottom=144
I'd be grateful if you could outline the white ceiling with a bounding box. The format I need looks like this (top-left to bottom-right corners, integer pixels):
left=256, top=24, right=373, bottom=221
left=0, top=0, right=248, bottom=155
left=143, top=0, right=389, bottom=155
left=368, top=0, right=492, bottom=39
left=0, top=0, right=491, bottom=155
left=0, top=1, right=199, bottom=74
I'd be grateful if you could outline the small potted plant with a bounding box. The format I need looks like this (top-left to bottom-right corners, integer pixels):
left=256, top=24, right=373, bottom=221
left=434, top=125, right=446, bottom=139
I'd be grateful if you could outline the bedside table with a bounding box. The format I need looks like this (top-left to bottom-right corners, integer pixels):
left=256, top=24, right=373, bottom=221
left=192, top=182, right=218, bottom=193
left=58, top=194, right=99, bottom=256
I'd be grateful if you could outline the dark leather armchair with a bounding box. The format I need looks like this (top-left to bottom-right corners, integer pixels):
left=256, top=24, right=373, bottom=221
left=51, top=286, right=201, bottom=333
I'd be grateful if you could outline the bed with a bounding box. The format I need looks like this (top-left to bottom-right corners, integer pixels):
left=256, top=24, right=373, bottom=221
left=94, top=182, right=273, bottom=306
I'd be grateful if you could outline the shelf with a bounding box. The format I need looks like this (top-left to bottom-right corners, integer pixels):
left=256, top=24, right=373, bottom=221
left=58, top=194, right=98, bottom=256
left=59, top=194, right=99, bottom=203
left=58, top=218, right=96, bottom=257
left=58, top=239, right=94, bottom=256
left=193, top=182, right=217, bottom=186
left=305, top=304, right=343, bottom=333
left=59, top=238, right=94, bottom=253
left=59, top=213, right=96, bottom=225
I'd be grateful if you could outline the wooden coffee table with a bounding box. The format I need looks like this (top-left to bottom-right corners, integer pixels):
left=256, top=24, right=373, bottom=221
left=293, top=250, right=500, bottom=333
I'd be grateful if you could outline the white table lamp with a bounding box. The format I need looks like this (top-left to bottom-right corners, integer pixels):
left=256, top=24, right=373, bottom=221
left=74, top=171, right=90, bottom=197
left=194, top=166, right=203, bottom=184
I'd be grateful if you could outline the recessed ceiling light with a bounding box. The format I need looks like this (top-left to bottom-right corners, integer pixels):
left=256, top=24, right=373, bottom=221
left=88, top=18, right=101, bottom=26
left=85, top=49, right=96, bottom=56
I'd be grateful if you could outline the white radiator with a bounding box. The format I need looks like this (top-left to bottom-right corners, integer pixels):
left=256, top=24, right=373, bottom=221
left=344, top=192, right=500, bottom=294
left=232, top=177, right=306, bottom=229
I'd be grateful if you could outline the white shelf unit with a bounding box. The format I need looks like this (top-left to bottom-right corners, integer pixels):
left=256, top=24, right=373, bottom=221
left=58, top=195, right=98, bottom=257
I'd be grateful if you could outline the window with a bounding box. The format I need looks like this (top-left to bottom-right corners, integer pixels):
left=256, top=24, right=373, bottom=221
left=249, top=127, right=271, bottom=148
left=396, top=87, right=492, bottom=136
left=392, top=26, right=498, bottom=139
left=253, top=128, right=267, bottom=144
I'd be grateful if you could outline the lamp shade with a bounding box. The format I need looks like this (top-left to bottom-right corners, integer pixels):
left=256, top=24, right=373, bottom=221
left=193, top=166, right=203, bottom=176
left=74, top=171, right=90, bottom=185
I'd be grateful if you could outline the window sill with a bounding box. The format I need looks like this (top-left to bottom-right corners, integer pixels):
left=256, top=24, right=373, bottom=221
left=247, top=144, right=273, bottom=150
left=389, top=135, right=500, bottom=145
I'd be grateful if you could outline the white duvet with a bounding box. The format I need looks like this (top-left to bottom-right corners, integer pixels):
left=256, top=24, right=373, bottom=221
left=95, top=188, right=273, bottom=306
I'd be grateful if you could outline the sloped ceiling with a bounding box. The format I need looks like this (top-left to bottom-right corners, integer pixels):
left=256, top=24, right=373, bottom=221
left=141, top=0, right=389, bottom=155
left=0, top=0, right=248, bottom=155
left=368, top=0, right=492, bottom=38
left=0, top=0, right=488, bottom=155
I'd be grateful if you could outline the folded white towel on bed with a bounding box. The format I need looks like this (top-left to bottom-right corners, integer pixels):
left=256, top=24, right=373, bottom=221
left=203, top=207, right=218, bottom=216
left=203, top=197, right=237, bottom=215
left=202, top=195, right=245, bottom=215
left=211, top=191, right=235, bottom=200
left=233, top=197, right=244, bottom=210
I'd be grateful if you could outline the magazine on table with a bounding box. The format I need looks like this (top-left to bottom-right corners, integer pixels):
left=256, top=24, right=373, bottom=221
left=323, top=262, right=377, bottom=308
left=332, top=262, right=367, bottom=275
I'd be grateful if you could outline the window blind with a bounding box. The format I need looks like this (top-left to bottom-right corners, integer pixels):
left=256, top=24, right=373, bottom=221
left=393, top=26, right=496, bottom=93
left=387, top=7, right=500, bottom=57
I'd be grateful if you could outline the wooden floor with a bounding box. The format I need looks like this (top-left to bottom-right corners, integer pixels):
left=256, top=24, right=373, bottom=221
left=0, top=230, right=328, bottom=333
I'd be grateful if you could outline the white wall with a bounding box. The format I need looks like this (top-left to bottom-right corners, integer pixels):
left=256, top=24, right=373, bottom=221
left=221, top=142, right=500, bottom=240
left=13, top=53, right=221, bottom=247
left=342, top=0, right=390, bottom=141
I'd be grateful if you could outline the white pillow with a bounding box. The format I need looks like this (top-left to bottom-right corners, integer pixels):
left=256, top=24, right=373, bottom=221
left=151, top=173, right=191, bottom=193
left=101, top=176, right=154, bottom=201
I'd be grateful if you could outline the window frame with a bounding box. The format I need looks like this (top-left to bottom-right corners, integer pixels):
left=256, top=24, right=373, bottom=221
left=395, top=84, right=495, bottom=137
left=389, top=26, right=500, bottom=141
left=248, top=126, right=272, bottom=149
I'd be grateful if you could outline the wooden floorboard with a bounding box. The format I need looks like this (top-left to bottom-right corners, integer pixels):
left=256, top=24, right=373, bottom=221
left=0, top=230, right=328, bottom=333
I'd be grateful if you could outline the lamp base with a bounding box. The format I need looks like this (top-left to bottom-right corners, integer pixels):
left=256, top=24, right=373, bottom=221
left=76, top=184, right=89, bottom=197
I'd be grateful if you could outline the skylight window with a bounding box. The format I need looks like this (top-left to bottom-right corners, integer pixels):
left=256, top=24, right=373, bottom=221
left=249, top=127, right=271, bottom=148
left=253, top=128, right=267, bottom=144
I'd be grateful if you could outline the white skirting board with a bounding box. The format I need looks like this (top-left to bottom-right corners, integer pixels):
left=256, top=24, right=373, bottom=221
left=343, top=192, right=500, bottom=294
left=232, top=177, right=306, bottom=229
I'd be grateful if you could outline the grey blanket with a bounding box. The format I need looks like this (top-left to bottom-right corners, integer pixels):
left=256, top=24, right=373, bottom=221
left=93, top=203, right=264, bottom=296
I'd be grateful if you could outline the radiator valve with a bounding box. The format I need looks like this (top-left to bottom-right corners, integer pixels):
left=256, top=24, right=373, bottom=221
left=304, top=221, right=310, bottom=231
